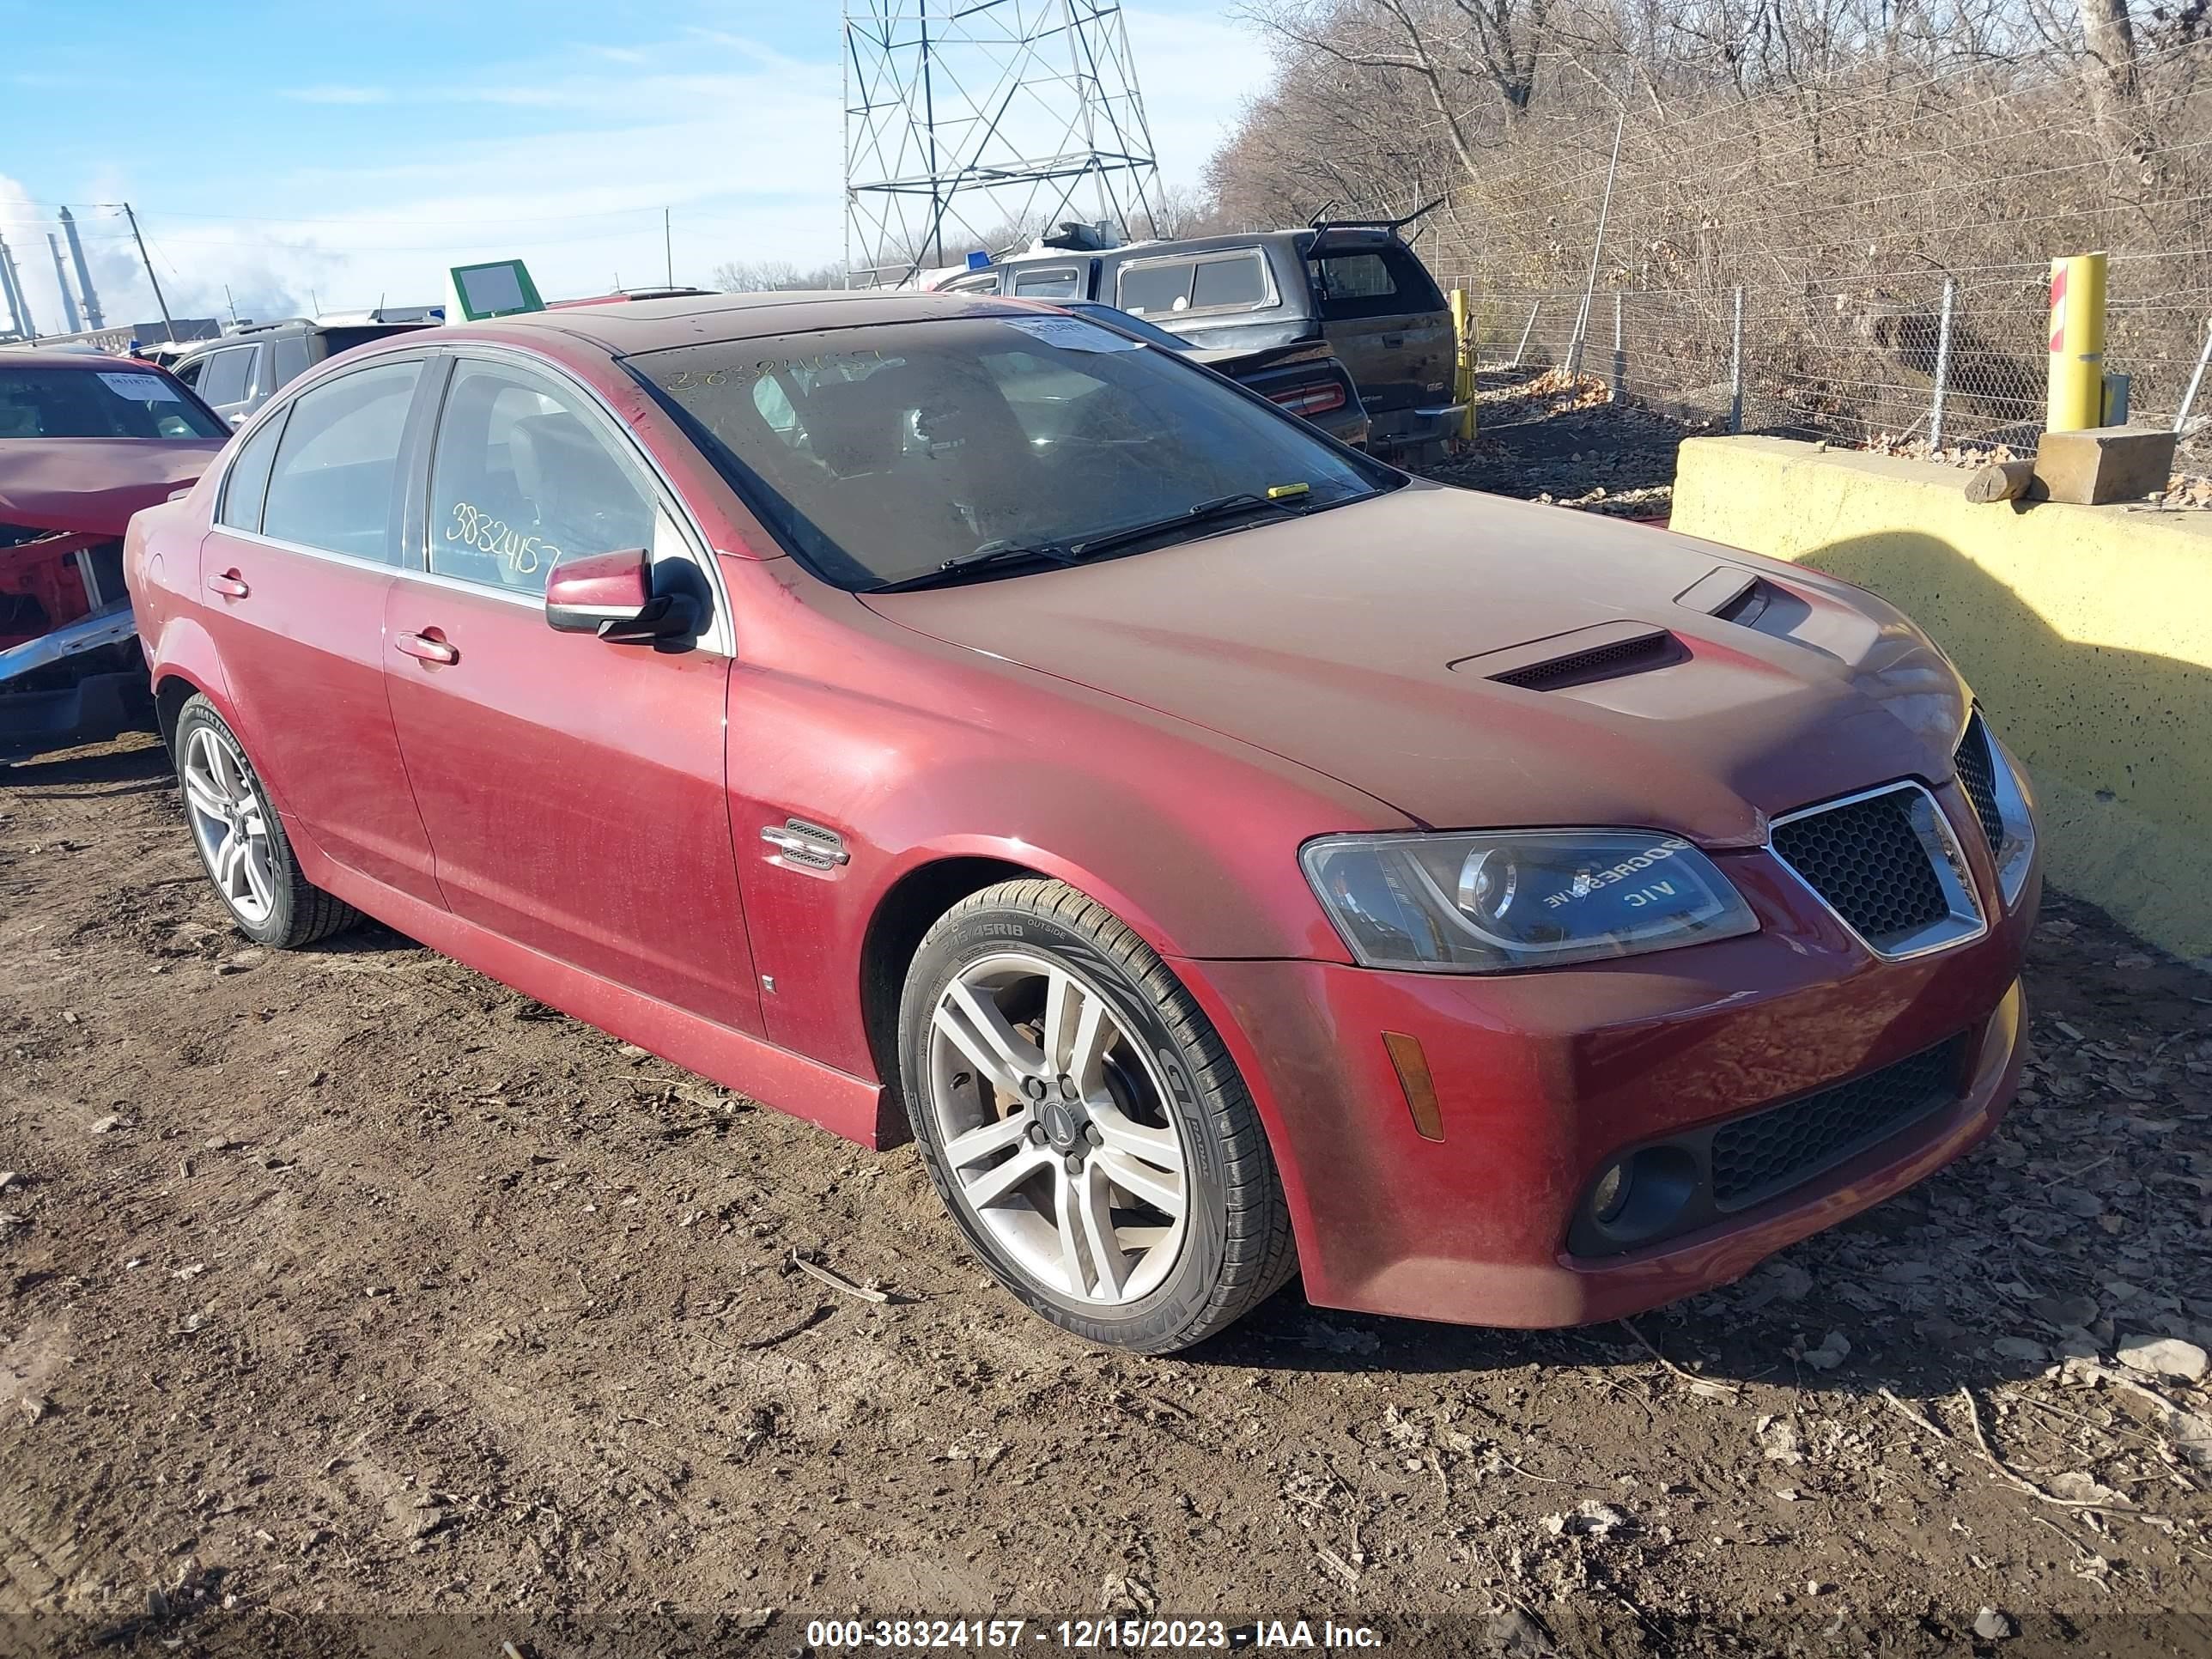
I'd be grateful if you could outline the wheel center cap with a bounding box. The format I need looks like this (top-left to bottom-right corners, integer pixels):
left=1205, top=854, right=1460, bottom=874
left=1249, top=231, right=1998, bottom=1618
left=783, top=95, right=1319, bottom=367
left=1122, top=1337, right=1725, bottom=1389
left=1040, top=1101, right=1083, bottom=1152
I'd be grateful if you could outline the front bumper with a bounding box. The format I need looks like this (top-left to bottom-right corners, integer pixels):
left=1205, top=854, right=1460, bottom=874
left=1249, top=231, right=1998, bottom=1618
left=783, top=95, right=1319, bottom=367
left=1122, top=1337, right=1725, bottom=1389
left=0, top=665, right=145, bottom=761
left=1177, top=807, right=2039, bottom=1328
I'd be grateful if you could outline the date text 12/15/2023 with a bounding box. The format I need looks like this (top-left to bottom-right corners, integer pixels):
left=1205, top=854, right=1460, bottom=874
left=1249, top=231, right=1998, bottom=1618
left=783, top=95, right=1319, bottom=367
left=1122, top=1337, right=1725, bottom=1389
left=801, top=1619, right=1387, bottom=1649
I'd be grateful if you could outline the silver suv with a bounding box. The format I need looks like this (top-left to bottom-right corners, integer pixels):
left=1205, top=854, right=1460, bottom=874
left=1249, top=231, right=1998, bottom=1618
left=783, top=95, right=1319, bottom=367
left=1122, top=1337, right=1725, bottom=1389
left=170, top=313, right=437, bottom=428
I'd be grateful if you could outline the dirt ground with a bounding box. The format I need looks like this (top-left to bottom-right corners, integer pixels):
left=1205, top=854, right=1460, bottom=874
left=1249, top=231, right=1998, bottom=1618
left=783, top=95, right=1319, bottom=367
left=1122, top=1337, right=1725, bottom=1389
left=6, top=728, right=2212, bottom=1657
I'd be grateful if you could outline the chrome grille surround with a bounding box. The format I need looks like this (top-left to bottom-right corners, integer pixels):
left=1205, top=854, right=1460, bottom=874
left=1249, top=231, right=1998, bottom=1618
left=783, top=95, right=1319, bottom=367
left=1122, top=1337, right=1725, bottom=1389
left=1768, top=781, right=1988, bottom=960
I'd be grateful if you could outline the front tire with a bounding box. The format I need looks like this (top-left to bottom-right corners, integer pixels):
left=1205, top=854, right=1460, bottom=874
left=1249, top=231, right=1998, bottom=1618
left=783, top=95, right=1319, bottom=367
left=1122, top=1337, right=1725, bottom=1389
left=173, top=694, right=360, bottom=950
left=899, top=878, right=1296, bottom=1352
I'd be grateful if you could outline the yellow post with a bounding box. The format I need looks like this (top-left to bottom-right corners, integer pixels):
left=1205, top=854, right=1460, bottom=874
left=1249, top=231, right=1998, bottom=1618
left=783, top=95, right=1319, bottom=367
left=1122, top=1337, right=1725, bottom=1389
left=2047, top=252, right=2107, bottom=433
left=1449, top=287, right=1477, bottom=443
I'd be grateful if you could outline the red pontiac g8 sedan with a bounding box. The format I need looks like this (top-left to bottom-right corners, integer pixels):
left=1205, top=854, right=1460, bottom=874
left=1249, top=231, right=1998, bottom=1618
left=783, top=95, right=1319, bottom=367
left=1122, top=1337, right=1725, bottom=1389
left=125, top=291, right=2040, bottom=1353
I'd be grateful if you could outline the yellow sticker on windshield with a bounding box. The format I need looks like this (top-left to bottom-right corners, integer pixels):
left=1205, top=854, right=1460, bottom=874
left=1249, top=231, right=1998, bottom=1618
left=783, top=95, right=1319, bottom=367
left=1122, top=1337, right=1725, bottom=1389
left=1267, top=482, right=1311, bottom=500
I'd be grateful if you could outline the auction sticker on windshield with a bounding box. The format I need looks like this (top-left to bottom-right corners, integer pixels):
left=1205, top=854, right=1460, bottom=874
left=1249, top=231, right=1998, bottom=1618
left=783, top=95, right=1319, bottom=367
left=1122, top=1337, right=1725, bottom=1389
left=98, top=371, right=182, bottom=401
left=996, top=314, right=1142, bottom=352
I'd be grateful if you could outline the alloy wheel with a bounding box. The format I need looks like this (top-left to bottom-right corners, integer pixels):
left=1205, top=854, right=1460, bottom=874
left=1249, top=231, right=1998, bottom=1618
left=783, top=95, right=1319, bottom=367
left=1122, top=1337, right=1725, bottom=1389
left=180, top=724, right=277, bottom=927
left=925, top=950, right=1190, bottom=1305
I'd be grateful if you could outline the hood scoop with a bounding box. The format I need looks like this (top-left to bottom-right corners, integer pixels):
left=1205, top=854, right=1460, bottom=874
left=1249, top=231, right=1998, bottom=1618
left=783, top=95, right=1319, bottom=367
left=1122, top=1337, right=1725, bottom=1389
left=1451, top=621, right=1686, bottom=692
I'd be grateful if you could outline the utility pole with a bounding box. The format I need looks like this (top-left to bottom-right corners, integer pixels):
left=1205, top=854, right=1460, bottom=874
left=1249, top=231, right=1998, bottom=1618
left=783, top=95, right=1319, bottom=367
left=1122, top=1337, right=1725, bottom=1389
left=46, top=234, right=83, bottom=332
left=121, top=202, right=173, bottom=332
left=664, top=207, right=674, bottom=288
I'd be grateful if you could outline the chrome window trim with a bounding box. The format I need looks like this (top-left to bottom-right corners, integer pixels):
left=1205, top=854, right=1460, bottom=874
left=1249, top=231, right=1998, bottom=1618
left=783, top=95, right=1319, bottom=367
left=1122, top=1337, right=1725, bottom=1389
left=1766, top=780, right=1989, bottom=962
left=212, top=525, right=537, bottom=610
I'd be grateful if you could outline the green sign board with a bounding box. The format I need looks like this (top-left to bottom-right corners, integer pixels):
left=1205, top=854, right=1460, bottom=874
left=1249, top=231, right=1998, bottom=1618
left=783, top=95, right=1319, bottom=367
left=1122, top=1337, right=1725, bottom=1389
left=447, top=258, right=544, bottom=320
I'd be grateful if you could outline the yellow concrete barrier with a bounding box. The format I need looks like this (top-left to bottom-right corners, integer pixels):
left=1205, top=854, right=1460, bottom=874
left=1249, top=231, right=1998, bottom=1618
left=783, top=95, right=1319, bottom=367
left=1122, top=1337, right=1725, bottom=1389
left=1672, top=434, right=2212, bottom=961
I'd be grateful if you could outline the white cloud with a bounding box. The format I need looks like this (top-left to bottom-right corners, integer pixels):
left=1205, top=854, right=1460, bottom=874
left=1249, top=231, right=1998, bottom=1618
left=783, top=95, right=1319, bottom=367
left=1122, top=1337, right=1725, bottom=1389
left=16, top=11, right=1279, bottom=330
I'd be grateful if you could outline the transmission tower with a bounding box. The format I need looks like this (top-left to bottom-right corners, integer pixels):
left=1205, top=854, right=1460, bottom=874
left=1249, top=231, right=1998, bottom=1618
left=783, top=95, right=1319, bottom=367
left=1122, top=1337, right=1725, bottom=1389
left=842, top=2, right=1161, bottom=289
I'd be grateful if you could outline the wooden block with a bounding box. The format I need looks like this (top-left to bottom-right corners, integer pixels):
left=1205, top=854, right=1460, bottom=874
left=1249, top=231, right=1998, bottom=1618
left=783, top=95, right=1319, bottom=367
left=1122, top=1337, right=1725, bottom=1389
left=2033, top=425, right=2178, bottom=506
left=1964, top=459, right=2040, bottom=504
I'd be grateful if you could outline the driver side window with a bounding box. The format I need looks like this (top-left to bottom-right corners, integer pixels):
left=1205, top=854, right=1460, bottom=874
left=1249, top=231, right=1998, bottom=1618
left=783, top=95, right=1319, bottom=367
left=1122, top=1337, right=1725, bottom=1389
left=427, top=362, right=657, bottom=596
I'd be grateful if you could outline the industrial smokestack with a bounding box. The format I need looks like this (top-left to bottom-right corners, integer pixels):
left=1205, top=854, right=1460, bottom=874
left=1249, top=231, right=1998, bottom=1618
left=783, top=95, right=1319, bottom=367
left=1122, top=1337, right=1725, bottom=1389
left=47, top=233, right=84, bottom=333
left=59, top=209, right=104, bottom=331
left=0, top=236, right=34, bottom=339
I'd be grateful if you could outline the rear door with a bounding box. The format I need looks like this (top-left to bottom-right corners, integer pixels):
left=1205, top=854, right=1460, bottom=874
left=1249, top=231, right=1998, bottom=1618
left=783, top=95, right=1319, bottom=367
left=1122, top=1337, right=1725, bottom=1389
left=195, top=355, right=447, bottom=906
left=380, top=351, right=762, bottom=1035
left=1303, top=233, right=1452, bottom=422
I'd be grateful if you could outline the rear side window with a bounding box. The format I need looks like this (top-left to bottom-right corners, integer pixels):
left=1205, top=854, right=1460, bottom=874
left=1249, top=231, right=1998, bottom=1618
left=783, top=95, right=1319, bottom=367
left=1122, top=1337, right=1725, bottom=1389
left=1308, top=247, right=1442, bottom=319
left=427, top=361, right=657, bottom=595
left=1011, top=265, right=1082, bottom=298
left=260, top=360, right=423, bottom=563
left=268, top=336, right=311, bottom=390
left=195, top=347, right=254, bottom=407
left=218, top=410, right=289, bottom=533
left=1114, top=250, right=1272, bottom=319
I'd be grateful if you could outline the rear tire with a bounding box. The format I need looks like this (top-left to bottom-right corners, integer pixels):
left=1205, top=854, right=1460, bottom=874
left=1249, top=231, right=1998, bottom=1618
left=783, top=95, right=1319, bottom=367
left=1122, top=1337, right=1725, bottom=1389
left=173, top=694, right=361, bottom=950
left=898, top=878, right=1296, bottom=1352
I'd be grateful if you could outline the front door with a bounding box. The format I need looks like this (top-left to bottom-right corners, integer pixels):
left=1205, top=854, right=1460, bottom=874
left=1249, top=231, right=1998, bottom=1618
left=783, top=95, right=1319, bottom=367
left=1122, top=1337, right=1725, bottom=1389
left=195, top=356, right=447, bottom=908
left=380, top=353, right=763, bottom=1036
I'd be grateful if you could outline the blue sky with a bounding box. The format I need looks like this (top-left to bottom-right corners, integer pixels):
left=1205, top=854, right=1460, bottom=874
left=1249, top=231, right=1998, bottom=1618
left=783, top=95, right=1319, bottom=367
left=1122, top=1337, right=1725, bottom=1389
left=0, top=1, right=1272, bottom=330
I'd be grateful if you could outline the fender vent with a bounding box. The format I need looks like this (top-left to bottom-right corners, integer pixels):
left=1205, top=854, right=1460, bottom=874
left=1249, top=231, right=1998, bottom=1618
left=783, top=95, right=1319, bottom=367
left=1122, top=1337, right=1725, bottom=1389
left=1487, top=629, right=1682, bottom=690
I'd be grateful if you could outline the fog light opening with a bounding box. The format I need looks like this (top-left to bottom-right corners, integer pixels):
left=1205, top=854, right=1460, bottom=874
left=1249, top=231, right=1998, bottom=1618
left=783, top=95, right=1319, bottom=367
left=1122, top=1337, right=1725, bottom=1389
left=1584, top=1144, right=1702, bottom=1245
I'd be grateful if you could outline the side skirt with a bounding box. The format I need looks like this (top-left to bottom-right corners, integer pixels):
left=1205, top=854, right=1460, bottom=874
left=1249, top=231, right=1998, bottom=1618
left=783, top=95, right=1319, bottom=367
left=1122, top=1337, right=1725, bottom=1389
left=283, top=812, right=893, bottom=1147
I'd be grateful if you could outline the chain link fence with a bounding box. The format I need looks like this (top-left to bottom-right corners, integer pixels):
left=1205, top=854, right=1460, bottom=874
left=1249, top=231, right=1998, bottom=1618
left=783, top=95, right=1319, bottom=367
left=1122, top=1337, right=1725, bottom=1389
left=1442, top=251, right=2212, bottom=454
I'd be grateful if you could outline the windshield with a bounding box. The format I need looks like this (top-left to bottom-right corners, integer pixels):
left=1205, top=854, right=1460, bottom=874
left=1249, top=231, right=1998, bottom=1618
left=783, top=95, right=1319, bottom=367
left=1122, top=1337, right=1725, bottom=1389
left=629, top=313, right=1391, bottom=588
left=0, top=364, right=227, bottom=441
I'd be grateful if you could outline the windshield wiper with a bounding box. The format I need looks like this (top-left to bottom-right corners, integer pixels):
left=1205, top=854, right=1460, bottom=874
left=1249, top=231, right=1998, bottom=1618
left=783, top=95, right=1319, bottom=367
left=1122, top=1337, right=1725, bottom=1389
left=868, top=538, right=1079, bottom=593
left=1065, top=492, right=1310, bottom=562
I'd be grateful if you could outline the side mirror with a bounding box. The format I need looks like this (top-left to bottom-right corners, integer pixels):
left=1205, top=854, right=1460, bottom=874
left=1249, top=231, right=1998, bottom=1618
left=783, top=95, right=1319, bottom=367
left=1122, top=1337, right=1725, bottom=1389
left=544, top=547, right=691, bottom=642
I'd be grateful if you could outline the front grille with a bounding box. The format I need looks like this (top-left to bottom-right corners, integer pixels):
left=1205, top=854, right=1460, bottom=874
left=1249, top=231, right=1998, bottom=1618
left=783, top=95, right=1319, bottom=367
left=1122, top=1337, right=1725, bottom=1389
left=1490, top=632, right=1680, bottom=690
left=1771, top=788, right=1950, bottom=945
left=1709, top=1035, right=1967, bottom=1210
left=1954, top=715, right=2005, bottom=854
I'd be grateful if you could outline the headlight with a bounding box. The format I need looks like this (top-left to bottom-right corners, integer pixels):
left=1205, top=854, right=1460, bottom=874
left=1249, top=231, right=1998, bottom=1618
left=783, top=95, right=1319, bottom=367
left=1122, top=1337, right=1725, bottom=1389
left=1981, top=720, right=2037, bottom=909
left=1301, top=829, right=1759, bottom=973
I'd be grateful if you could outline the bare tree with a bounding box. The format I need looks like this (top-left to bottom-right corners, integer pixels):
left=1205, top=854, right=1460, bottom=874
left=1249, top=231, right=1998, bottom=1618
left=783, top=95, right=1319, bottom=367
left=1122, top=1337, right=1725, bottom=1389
left=713, top=258, right=843, bottom=292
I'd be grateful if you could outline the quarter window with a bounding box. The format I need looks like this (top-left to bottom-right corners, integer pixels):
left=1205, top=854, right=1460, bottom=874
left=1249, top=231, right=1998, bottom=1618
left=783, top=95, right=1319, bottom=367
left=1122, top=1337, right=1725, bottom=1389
left=260, top=360, right=424, bottom=562
left=268, top=336, right=312, bottom=391
left=1011, top=266, right=1083, bottom=298
left=427, top=362, right=657, bottom=596
left=218, top=409, right=288, bottom=533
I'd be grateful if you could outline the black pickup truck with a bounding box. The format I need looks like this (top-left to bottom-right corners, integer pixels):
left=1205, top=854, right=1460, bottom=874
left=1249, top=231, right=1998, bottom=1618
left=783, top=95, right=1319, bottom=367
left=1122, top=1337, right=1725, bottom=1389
left=938, top=219, right=1461, bottom=463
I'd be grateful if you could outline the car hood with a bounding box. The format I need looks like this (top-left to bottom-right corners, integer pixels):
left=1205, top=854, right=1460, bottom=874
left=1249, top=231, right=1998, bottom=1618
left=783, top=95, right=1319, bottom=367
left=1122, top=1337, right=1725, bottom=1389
left=0, top=438, right=227, bottom=538
left=860, top=483, right=1972, bottom=843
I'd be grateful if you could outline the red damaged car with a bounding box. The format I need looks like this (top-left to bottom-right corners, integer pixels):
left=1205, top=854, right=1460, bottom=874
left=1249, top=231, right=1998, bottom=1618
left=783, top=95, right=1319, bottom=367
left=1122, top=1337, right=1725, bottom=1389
left=124, top=292, right=2039, bottom=1352
left=2, top=349, right=228, bottom=761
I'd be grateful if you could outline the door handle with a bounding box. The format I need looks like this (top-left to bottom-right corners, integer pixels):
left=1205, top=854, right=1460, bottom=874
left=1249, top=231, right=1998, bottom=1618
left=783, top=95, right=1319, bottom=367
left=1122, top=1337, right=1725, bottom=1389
left=205, top=570, right=250, bottom=599
left=393, top=630, right=459, bottom=665
left=1382, top=334, right=1406, bottom=349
